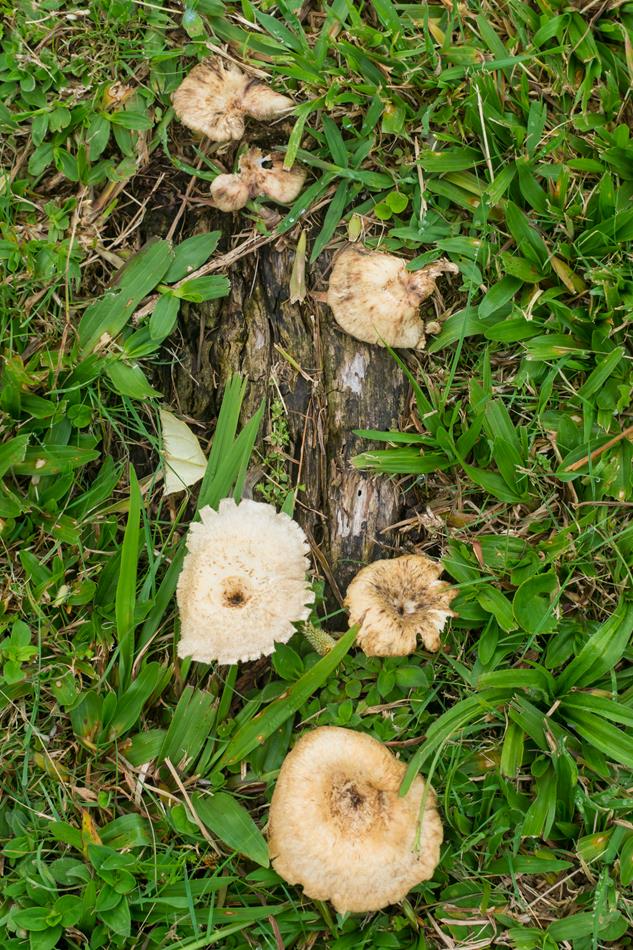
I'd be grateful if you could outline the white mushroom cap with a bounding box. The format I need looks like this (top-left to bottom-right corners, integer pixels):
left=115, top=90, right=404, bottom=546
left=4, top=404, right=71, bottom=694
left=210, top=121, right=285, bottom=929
left=210, top=148, right=306, bottom=212
left=268, top=726, right=443, bottom=913
left=345, top=554, right=457, bottom=656
left=176, top=498, right=314, bottom=665
left=326, top=246, right=458, bottom=348
left=172, top=61, right=294, bottom=143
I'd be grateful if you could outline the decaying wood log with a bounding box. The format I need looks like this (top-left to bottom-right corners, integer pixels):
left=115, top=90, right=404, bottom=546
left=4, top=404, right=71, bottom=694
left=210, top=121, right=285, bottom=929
left=146, top=206, right=408, bottom=595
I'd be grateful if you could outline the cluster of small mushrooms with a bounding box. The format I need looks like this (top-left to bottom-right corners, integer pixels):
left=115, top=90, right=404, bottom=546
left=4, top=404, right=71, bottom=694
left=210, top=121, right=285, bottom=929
left=172, top=58, right=460, bottom=915
left=172, top=58, right=458, bottom=349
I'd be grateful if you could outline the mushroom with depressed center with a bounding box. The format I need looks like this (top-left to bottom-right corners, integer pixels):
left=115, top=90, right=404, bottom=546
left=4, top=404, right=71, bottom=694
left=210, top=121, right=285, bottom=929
left=268, top=726, right=443, bottom=913
left=327, top=245, right=458, bottom=348
left=345, top=554, right=457, bottom=656
left=172, top=60, right=294, bottom=142
left=176, top=498, right=314, bottom=665
left=211, top=148, right=306, bottom=212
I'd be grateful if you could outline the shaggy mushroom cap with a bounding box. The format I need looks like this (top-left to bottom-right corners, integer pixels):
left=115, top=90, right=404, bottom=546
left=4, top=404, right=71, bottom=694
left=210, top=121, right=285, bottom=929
left=345, top=554, right=457, bottom=656
left=326, top=245, right=458, bottom=348
left=210, top=148, right=306, bottom=212
left=172, top=61, right=294, bottom=142
left=176, top=498, right=314, bottom=665
left=268, top=726, right=443, bottom=913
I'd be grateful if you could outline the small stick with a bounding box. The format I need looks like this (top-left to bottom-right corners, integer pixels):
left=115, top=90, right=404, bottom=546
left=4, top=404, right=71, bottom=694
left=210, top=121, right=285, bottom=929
left=564, top=424, right=633, bottom=472
left=164, top=757, right=222, bottom=854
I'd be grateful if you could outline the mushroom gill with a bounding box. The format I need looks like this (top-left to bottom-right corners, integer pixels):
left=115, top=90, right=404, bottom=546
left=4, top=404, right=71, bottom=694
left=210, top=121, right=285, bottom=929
left=345, top=554, right=457, bottom=656
left=172, top=60, right=294, bottom=142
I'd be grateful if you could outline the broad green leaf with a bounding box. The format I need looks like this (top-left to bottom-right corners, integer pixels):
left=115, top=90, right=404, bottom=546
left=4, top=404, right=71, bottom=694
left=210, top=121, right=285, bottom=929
left=555, top=600, right=633, bottom=693
left=0, top=434, right=29, bottom=478
left=416, top=147, right=483, bottom=172
left=12, top=445, right=100, bottom=476
left=108, top=110, right=153, bottom=130
left=123, top=729, right=166, bottom=767
left=505, top=201, right=549, bottom=267
left=548, top=911, right=627, bottom=942
left=483, top=318, right=542, bottom=342
left=79, top=240, right=173, bottom=354
left=619, top=836, right=633, bottom=887
left=100, top=814, right=152, bottom=849
left=352, top=448, right=451, bottom=475
left=513, top=573, right=559, bottom=634
left=577, top=347, right=625, bottom=401
left=477, top=586, right=516, bottom=632
left=478, top=667, right=555, bottom=697
left=478, top=276, right=523, bottom=319
left=562, top=708, right=633, bottom=770
left=500, top=720, right=524, bottom=776
left=561, top=694, right=633, bottom=728
left=487, top=853, right=572, bottom=875
left=159, top=687, right=216, bottom=770
left=149, top=294, right=180, bottom=342
left=107, top=663, right=169, bottom=739
left=521, top=764, right=556, bottom=838
left=105, top=361, right=160, bottom=399
left=192, top=792, right=269, bottom=867
left=517, top=161, right=548, bottom=213
left=171, top=274, right=230, bottom=303
left=461, top=462, right=526, bottom=503
left=164, top=232, right=221, bottom=283
left=509, top=696, right=549, bottom=751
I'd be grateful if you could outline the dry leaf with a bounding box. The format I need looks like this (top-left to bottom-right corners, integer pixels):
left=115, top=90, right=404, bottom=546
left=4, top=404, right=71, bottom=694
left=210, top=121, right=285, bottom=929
left=159, top=408, right=207, bottom=495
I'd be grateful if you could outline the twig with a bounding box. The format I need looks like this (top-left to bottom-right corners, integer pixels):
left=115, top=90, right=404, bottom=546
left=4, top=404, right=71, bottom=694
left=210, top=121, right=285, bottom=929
left=564, top=424, right=633, bottom=472
left=164, top=758, right=222, bottom=854
left=132, top=231, right=278, bottom=322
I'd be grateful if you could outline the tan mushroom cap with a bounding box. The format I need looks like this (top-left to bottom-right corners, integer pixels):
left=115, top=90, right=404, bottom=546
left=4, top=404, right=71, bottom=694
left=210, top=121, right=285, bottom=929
left=211, top=148, right=306, bottom=212
left=268, top=726, right=443, bottom=913
left=345, top=554, right=457, bottom=656
left=326, top=245, right=458, bottom=348
left=172, top=61, right=294, bottom=142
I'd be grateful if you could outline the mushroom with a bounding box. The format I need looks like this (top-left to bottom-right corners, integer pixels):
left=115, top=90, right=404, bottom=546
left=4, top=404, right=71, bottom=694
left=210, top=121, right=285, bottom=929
left=345, top=554, right=457, bottom=656
left=326, top=245, right=458, bottom=348
left=268, top=726, right=443, bottom=913
left=172, top=60, right=294, bottom=142
left=211, top=148, right=306, bottom=212
left=176, top=498, right=314, bottom=665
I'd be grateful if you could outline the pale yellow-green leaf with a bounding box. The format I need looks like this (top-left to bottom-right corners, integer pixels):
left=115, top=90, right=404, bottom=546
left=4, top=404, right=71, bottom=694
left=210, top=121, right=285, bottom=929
left=289, top=229, right=307, bottom=304
left=159, top=409, right=207, bottom=495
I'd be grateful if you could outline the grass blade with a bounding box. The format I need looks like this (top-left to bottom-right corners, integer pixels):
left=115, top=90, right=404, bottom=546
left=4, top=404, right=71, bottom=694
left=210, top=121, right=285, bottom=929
left=216, top=626, right=357, bottom=768
left=116, top=466, right=142, bottom=692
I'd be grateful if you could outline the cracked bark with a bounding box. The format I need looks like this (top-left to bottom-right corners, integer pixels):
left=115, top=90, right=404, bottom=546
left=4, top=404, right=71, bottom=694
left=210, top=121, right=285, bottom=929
left=147, top=207, right=407, bottom=596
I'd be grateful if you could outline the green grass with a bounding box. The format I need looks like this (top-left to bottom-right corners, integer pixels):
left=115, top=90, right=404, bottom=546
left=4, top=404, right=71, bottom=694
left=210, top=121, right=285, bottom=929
left=1, top=0, right=633, bottom=948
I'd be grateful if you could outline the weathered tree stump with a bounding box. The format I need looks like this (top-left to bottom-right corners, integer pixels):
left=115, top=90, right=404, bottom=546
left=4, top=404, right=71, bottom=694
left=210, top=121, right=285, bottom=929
left=147, top=205, right=408, bottom=596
